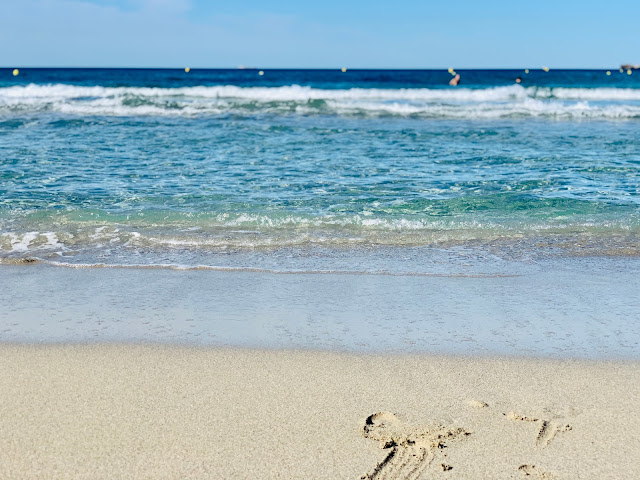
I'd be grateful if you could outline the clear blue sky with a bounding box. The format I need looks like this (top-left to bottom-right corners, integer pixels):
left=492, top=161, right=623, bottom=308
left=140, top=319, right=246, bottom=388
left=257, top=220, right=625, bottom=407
left=1, top=0, right=639, bottom=68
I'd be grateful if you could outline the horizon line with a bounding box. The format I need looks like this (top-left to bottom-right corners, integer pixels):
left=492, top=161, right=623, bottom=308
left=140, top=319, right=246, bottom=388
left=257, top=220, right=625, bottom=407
left=2, top=66, right=631, bottom=71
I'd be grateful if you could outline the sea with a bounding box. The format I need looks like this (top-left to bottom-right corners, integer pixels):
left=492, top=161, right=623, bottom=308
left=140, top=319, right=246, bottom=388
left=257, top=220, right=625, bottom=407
left=1, top=68, right=639, bottom=357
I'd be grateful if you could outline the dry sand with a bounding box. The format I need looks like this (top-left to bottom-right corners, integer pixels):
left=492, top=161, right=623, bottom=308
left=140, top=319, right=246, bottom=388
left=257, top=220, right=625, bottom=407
left=0, top=345, right=638, bottom=479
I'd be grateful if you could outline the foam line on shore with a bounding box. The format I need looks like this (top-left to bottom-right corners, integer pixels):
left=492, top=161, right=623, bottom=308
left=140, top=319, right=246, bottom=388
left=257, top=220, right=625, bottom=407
left=0, top=257, right=517, bottom=277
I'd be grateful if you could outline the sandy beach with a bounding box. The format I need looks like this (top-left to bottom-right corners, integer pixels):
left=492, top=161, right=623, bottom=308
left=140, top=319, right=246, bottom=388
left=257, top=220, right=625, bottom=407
left=0, top=344, right=638, bottom=479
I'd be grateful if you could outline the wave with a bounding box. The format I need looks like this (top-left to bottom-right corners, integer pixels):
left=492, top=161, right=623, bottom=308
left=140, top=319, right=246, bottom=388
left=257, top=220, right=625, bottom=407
left=2, top=84, right=640, bottom=119
left=2, top=226, right=639, bottom=275
left=2, top=213, right=639, bottom=257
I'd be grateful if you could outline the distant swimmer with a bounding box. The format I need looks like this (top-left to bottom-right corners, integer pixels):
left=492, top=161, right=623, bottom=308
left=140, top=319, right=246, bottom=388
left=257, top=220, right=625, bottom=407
left=515, top=77, right=522, bottom=83
left=449, top=74, right=460, bottom=86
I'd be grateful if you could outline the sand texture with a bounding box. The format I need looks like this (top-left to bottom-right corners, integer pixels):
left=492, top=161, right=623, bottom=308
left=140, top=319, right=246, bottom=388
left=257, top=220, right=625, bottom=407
left=0, top=345, right=639, bottom=479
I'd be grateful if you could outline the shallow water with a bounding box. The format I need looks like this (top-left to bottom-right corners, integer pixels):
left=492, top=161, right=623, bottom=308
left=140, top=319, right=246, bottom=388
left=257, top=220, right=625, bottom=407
left=1, top=69, right=639, bottom=357
left=2, top=69, right=640, bottom=270
left=1, top=259, right=639, bottom=359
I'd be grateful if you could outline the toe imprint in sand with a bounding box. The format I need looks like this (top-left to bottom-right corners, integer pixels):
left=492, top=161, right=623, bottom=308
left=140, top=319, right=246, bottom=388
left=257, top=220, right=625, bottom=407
left=506, top=412, right=572, bottom=448
left=361, top=412, right=470, bottom=480
left=518, top=464, right=555, bottom=479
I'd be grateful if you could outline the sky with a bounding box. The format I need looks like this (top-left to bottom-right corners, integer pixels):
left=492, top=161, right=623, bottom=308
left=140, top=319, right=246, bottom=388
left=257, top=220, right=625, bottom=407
left=1, top=0, right=639, bottom=68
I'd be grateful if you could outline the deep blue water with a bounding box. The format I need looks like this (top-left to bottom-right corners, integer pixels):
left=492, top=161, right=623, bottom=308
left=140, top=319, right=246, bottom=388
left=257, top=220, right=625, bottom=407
left=3, top=68, right=640, bottom=89
left=1, top=68, right=639, bottom=272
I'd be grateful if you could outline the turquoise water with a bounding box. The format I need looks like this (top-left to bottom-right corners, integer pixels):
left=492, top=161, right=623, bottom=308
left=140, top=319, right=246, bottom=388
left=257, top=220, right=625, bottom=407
left=1, top=69, right=639, bottom=273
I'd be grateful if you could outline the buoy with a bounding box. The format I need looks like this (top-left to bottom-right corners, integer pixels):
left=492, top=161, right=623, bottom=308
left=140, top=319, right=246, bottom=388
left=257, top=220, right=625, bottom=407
left=524, top=69, right=529, bottom=74
left=542, top=66, right=549, bottom=72
left=258, top=70, right=264, bottom=76
left=628, top=69, right=633, bottom=75
left=448, top=67, right=455, bottom=74
left=184, top=67, right=190, bottom=73
left=620, top=68, right=624, bottom=73
left=606, top=71, right=611, bottom=75
left=341, top=67, right=347, bottom=72
left=12, top=69, right=19, bottom=76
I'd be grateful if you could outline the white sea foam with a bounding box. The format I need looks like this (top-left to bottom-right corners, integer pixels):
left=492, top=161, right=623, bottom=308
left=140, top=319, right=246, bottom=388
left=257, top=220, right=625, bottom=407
left=2, top=84, right=640, bottom=119
left=1, top=231, right=65, bottom=253
left=2, top=213, right=638, bottom=259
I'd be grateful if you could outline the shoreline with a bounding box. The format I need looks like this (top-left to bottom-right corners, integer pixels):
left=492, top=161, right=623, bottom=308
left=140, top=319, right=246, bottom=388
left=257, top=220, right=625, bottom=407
left=2, top=262, right=639, bottom=359
left=1, top=344, right=638, bottom=479
left=2, top=339, right=640, bottom=364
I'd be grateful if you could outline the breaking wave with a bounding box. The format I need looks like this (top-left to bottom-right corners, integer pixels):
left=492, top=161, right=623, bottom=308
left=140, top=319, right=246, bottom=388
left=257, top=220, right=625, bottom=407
left=2, top=84, right=640, bottom=119
left=2, top=212, right=639, bottom=259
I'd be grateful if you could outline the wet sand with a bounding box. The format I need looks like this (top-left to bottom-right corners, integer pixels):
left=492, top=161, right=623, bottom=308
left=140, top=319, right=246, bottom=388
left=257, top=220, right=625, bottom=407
left=0, top=344, right=638, bottom=479
left=2, top=262, right=640, bottom=358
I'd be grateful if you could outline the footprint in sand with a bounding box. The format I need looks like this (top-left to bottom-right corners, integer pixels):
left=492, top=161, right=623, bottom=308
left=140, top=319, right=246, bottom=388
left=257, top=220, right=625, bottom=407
left=360, top=411, right=470, bottom=480
left=505, top=412, right=572, bottom=448
left=518, top=464, right=555, bottom=479
left=467, top=402, right=567, bottom=478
